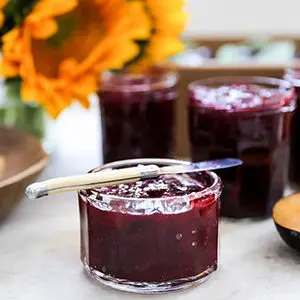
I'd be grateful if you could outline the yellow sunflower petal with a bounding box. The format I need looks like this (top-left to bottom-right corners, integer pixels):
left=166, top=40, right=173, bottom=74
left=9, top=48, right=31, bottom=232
left=76, top=96, right=90, bottom=109
left=130, top=0, right=187, bottom=69
left=84, top=39, right=139, bottom=72
left=147, top=36, right=185, bottom=62
left=27, top=0, right=78, bottom=21
left=0, top=60, right=19, bottom=77
left=0, top=12, right=4, bottom=28
left=73, top=74, right=98, bottom=99
left=59, top=58, right=78, bottom=78
left=126, top=1, right=152, bottom=40
left=28, top=18, right=58, bottom=39
left=0, top=0, right=8, bottom=7
left=154, top=11, right=187, bottom=35
left=0, top=0, right=8, bottom=29
left=2, top=28, right=20, bottom=42
left=21, top=82, right=37, bottom=103
left=26, top=0, right=78, bottom=39
left=0, top=29, right=23, bottom=77
left=0, top=0, right=151, bottom=118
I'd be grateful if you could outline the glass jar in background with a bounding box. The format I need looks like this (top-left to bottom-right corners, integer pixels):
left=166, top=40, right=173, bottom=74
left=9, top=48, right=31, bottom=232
left=78, top=158, right=222, bottom=293
left=283, top=68, right=300, bottom=184
left=98, top=71, right=177, bottom=163
left=188, top=77, right=295, bottom=218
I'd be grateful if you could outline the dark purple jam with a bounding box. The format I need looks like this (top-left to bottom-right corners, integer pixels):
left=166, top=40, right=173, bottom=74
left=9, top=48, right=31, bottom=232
left=189, top=81, right=295, bottom=218
left=284, top=69, right=300, bottom=184
left=79, top=172, right=220, bottom=283
left=98, top=72, right=177, bottom=163
left=98, top=174, right=208, bottom=198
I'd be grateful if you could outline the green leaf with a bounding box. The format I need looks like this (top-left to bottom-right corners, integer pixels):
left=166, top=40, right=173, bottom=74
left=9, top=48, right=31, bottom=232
left=1, top=77, right=46, bottom=140
left=4, top=77, right=22, bottom=104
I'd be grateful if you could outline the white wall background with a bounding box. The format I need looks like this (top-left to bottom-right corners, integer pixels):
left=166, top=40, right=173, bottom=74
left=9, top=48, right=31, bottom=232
left=185, top=0, right=300, bottom=36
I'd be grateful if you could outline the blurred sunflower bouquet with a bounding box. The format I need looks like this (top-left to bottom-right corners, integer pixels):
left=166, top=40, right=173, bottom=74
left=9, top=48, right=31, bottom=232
left=0, top=0, right=186, bottom=143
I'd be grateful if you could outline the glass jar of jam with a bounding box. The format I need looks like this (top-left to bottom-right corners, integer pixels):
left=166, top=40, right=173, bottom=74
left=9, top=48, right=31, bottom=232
left=188, top=77, right=295, bottom=218
left=78, top=158, right=222, bottom=293
left=98, top=71, right=177, bottom=163
left=284, top=68, right=300, bottom=184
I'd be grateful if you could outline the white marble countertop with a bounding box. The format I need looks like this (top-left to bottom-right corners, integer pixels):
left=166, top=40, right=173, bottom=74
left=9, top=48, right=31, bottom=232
left=1, top=104, right=300, bottom=300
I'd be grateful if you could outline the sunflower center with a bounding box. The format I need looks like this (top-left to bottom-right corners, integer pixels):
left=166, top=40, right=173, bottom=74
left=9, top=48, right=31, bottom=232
left=31, top=0, right=105, bottom=78
left=47, top=12, right=76, bottom=47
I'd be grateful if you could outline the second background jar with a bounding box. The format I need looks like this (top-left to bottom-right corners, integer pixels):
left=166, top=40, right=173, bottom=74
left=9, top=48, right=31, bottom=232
left=188, top=76, right=295, bottom=218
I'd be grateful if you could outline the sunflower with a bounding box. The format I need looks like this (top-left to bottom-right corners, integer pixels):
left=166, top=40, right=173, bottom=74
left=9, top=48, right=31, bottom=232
left=0, top=0, right=151, bottom=118
left=130, top=0, right=187, bottom=70
left=0, top=0, right=8, bottom=28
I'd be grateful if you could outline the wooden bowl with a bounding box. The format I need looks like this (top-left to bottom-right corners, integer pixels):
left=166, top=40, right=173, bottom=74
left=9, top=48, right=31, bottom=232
left=0, top=126, right=48, bottom=220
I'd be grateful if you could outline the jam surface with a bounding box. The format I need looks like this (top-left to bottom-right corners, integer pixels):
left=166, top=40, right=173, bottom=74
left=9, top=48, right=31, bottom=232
left=96, top=174, right=207, bottom=198
left=189, top=82, right=294, bottom=218
left=79, top=173, right=219, bottom=282
left=191, top=84, right=291, bottom=112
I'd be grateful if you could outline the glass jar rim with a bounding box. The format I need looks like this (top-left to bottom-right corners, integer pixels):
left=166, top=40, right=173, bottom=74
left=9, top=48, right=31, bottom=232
left=188, top=76, right=295, bottom=114
left=100, top=70, right=178, bottom=92
left=188, top=76, right=293, bottom=91
left=79, top=158, right=222, bottom=202
left=284, top=67, right=300, bottom=86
